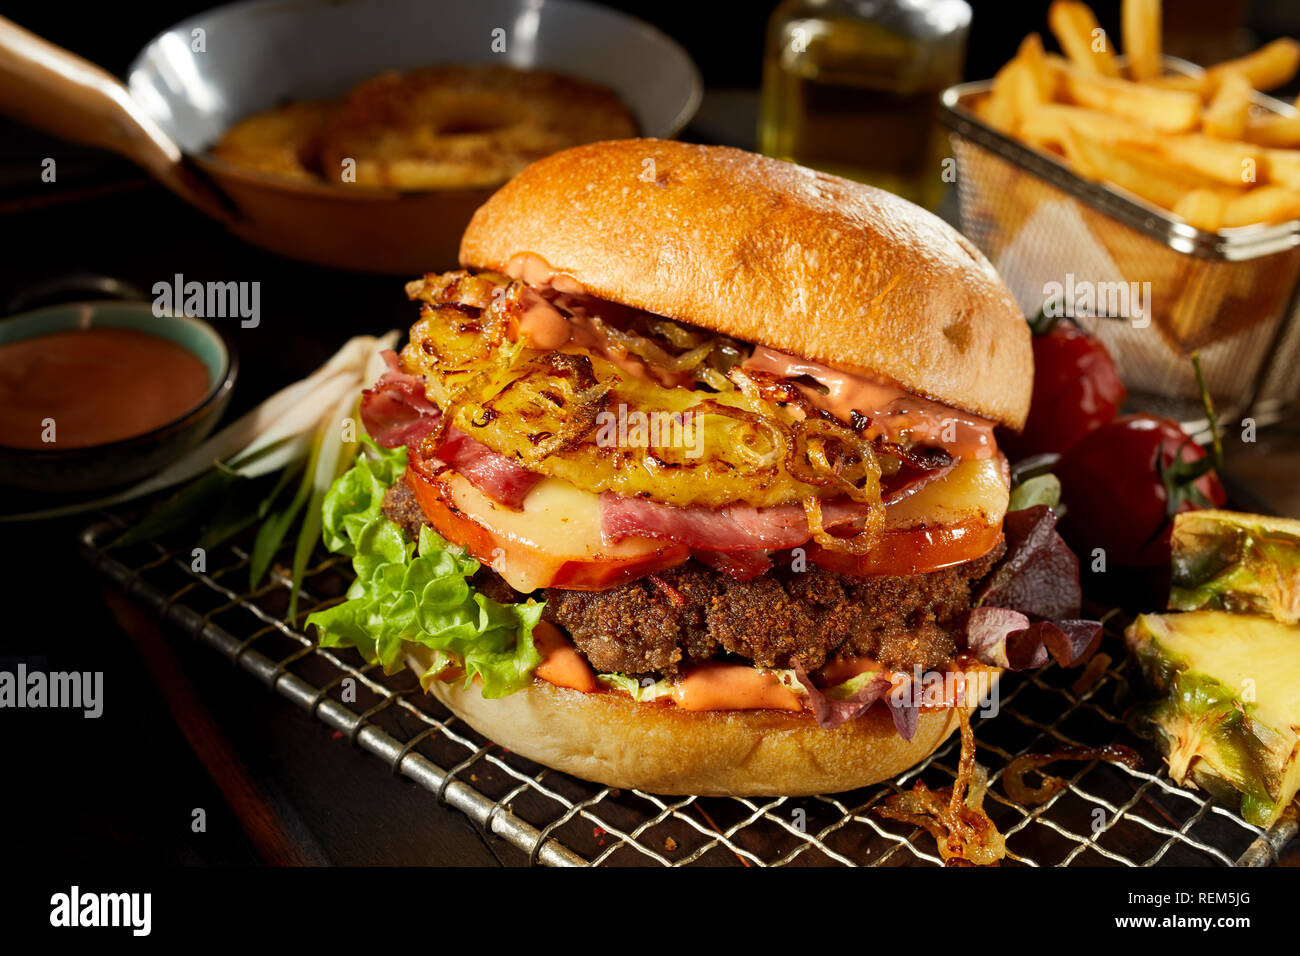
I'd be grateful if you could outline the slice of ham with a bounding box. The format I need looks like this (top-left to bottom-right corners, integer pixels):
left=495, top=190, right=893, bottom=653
left=600, top=493, right=871, bottom=553
left=359, top=350, right=441, bottom=448
left=361, top=350, right=540, bottom=508
left=421, top=429, right=542, bottom=509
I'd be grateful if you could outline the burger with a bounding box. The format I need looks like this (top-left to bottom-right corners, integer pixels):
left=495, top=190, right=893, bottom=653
left=308, top=139, right=1099, bottom=798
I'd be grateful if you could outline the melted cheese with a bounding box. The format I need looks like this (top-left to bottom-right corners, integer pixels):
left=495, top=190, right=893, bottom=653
left=443, top=472, right=673, bottom=593
left=885, top=458, right=1008, bottom=530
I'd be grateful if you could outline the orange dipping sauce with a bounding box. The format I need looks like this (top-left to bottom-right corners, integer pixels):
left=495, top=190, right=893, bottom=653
left=0, top=327, right=212, bottom=449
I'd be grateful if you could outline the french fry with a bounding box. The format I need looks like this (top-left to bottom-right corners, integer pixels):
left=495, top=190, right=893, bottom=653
left=1207, top=38, right=1300, bottom=92
left=986, top=57, right=1046, bottom=136
left=1049, top=1, right=1121, bottom=77
left=1014, top=106, right=1077, bottom=151
left=972, top=5, right=1300, bottom=230
left=1016, top=33, right=1058, bottom=101
left=1148, top=39, right=1300, bottom=98
left=1080, top=202, right=1187, bottom=292
left=1057, top=126, right=1101, bottom=178
left=1023, top=107, right=1256, bottom=187
left=983, top=61, right=1023, bottom=133
left=1070, top=136, right=1235, bottom=211
left=1147, top=72, right=1210, bottom=94
left=1243, top=112, right=1300, bottom=149
left=1122, top=0, right=1163, bottom=82
left=1153, top=133, right=1260, bottom=186
left=1219, top=184, right=1300, bottom=226
left=1043, top=52, right=1072, bottom=72
left=1261, top=149, right=1300, bottom=190
left=1173, top=190, right=1227, bottom=231
left=1017, top=103, right=1160, bottom=151
left=1166, top=263, right=1229, bottom=345
left=1057, top=64, right=1201, bottom=132
left=1007, top=56, right=1045, bottom=120
left=1201, top=72, right=1251, bottom=140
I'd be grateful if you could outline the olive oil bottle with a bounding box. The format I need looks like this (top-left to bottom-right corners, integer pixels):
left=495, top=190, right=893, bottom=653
left=759, top=0, right=971, bottom=210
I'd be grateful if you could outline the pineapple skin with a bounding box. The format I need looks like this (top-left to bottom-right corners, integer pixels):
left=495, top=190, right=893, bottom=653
left=1125, top=611, right=1300, bottom=829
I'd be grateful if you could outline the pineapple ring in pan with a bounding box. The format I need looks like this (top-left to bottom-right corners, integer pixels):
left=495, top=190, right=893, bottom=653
left=211, top=65, right=638, bottom=190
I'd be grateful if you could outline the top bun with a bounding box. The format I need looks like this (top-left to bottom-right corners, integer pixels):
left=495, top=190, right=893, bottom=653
left=460, top=139, right=1032, bottom=429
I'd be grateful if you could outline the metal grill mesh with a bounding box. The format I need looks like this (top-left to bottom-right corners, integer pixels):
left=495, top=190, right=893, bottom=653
left=78, top=519, right=1295, bottom=867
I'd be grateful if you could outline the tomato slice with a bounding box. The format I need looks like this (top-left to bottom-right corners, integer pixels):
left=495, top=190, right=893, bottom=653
left=806, top=517, right=1002, bottom=577
left=809, top=458, right=1007, bottom=577
left=404, top=467, right=689, bottom=592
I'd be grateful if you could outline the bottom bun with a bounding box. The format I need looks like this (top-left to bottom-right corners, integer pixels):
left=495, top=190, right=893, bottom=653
left=409, top=650, right=1001, bottom=796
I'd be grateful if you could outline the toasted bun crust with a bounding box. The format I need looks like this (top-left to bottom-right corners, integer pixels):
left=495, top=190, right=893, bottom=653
left=460, top=139, right=1032, bottom=429
left=414, top=653, right=1001, bottom=796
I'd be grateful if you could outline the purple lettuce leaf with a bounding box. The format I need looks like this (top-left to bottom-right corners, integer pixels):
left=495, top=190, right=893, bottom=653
left=976, top=505, right=1082, bottom=620
left=793, top=664, right=923, bottom=741
left=965, top=607, right=1102, bottom=671
left=965, top=607, right=1032, bottom=668
left=794, top=664, right=892, bottom=732
left=883, top=674, right=920, bottom=742
left=964, top=505, right=1101, bottom=670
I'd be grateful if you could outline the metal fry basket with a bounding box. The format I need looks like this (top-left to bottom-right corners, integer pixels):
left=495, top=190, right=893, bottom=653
left=940, top=68, right=1300, bottom=428
left=78, top=517, right=1297, bottom=867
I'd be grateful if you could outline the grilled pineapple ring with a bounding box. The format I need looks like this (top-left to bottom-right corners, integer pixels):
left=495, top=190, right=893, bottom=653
left=399, top=274, right=888, bottom=510
left=211, top=66, right=637, bottom=190
left=210, top=101, right=332, bottom=182
left=317, top=66, right=638, bottom=189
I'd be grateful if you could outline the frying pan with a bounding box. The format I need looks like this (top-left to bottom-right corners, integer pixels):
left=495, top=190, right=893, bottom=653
left=0, top=0, right=701, bottom=274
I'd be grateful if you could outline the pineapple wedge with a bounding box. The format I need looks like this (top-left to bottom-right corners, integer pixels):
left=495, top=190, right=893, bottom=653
left=1125, top=610, right=1300, bottom=828
left=1170, top=510, right=1300, bottom=624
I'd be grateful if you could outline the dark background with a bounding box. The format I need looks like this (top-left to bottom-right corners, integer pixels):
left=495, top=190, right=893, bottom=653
left=7, top=0, right=1300, bottom=237
left=1, top=0, right=1297, bottom=872
left=6, top=0, right=1300, bottom=88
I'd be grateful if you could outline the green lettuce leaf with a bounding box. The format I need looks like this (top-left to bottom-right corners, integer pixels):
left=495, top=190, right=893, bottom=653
left=306, top=441, right=544, bottom=698
left=823, top=667, right=884, bottom=700
left=1008, top=473, right=1061, bottom=513
left=596, top=672, right=672, bottom=701
left=320, top=436, right=408, bottom=556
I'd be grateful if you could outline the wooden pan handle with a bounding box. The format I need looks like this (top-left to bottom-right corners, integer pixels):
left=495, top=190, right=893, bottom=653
left=0, top=15, right=235, bottom=222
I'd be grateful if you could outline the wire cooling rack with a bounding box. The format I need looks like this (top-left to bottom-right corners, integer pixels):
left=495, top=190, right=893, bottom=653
left=79, top=518, right=1297, bottom=867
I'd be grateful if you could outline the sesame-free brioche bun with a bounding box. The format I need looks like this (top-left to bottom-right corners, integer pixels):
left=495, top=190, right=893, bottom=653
left=411, top=648, right=1001, bottom=796
left=460, top=139, right=1032, bottom=429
